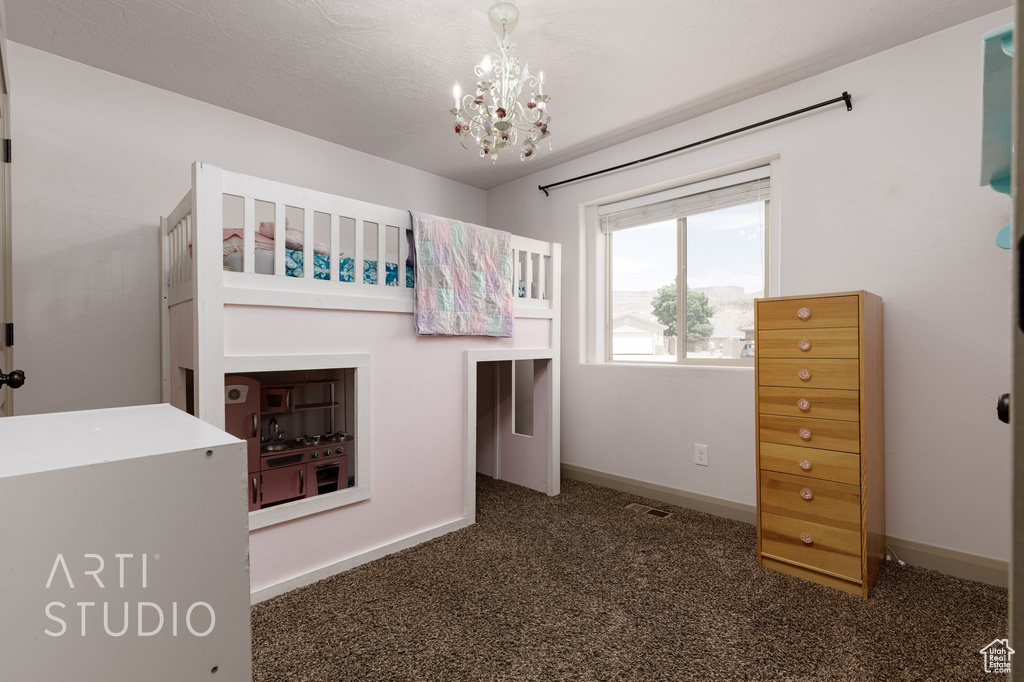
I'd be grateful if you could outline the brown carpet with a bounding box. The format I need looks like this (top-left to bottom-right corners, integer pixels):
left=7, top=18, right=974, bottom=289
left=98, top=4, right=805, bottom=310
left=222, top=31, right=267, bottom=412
left=251, top=475, right=1008, bottom=681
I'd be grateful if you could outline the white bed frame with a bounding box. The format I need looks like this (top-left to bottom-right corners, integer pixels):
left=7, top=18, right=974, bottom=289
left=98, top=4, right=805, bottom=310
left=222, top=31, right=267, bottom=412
left=159, top=162, right=560, bottom=430
left=159, top=163, right=561, bottom=594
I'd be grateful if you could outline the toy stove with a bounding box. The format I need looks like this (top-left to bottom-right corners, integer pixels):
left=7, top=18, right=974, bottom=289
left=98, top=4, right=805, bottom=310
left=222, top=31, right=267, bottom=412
left=258, top=432, right=353, bottom=506
left=261, top=432, right=351, bottom=467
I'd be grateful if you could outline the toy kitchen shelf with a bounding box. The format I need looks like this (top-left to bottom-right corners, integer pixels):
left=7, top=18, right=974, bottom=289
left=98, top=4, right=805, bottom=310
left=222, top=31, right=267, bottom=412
left=260, top=380, right=341, bottom=416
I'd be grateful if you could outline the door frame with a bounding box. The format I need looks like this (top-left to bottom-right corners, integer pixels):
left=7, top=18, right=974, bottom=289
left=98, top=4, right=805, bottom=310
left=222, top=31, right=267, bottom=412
left=0, top=0, right=12, bottom=416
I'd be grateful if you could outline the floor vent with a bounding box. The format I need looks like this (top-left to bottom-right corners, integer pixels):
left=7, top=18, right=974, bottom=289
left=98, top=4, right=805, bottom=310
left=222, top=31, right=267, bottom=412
left=625, top=503, right=672, bottom=519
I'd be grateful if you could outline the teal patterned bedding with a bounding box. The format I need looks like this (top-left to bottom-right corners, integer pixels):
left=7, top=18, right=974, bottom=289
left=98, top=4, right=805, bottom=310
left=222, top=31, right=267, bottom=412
left=285, top=249, right=414, bottom=287
left=243, top=248, right=526, bottom=298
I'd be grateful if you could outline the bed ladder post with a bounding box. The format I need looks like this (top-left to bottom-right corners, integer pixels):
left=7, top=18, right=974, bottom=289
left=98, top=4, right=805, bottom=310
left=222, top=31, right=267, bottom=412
left=302, top=207, right=314, bottom=280
left=243, top=197, right=256, bottom=274
left=377, top=218, right=387, bottom=287
left=524, top=250, right=534, bottom=300
left=548, top=241, right=562, bottom=496
left=273, top=201, right=286, bottom=280
left=354, top=219, right=365, bottom=285
left=159, top=215, right=170, bottom=403
left=535, top=252, right=545, bottom=301
left=191, top=162, right=226, bottom=430
left=330, top=214, right=341, bottom=282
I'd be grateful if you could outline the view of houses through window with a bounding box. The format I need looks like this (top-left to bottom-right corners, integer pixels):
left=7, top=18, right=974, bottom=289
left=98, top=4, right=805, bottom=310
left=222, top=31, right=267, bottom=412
left=606, top=181, right=768, bottom=363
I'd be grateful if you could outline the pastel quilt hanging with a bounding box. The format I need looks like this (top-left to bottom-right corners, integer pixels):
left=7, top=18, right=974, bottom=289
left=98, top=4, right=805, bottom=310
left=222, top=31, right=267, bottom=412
left=410, top=211, right=514, bottom=337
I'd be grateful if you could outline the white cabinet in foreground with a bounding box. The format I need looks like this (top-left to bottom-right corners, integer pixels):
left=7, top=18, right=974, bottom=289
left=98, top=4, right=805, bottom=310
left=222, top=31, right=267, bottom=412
left=0, top=404, right=251, bottom=681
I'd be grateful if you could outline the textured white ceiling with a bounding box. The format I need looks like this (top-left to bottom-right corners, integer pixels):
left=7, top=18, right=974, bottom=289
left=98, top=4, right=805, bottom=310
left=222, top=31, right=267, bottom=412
left=4, top=0, right=1012, bottom=189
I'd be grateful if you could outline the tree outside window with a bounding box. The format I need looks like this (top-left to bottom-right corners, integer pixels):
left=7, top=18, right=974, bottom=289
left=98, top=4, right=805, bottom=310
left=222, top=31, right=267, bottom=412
left=651, top=280, right=715, bottom=341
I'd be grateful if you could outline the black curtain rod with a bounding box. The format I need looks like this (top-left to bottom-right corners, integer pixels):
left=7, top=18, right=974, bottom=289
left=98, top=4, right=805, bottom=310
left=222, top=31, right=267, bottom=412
left=537, top=91, right=853, bottom=196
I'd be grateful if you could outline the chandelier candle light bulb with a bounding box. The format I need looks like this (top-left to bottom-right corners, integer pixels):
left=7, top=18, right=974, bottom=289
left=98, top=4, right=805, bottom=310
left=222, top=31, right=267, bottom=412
left=451, top=2, right=551, bottom=162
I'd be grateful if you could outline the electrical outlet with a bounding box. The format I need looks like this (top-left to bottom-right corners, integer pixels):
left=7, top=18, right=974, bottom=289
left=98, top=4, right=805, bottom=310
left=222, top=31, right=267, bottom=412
left=694, top=443, right=709, bottom=467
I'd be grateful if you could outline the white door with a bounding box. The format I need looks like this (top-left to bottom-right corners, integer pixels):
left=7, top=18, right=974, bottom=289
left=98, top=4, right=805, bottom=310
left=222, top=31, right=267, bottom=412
left=0, top=0, right=12, bottom=417
left=1013, top=0, right=1024, bottom=669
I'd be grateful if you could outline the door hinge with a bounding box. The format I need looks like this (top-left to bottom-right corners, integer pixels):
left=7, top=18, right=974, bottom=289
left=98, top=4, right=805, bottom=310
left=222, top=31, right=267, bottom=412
left=4, top=139, right=11, bottom=163
left=4, top=322, right=12, bottom=347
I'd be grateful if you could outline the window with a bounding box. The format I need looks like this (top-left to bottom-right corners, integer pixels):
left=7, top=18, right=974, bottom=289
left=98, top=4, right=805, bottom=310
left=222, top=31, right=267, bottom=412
left=600, top=167, right=770, bottom=364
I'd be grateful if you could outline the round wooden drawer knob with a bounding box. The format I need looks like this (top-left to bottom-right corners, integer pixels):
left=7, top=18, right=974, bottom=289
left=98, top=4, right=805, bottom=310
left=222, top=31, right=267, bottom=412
left=797, top=398, right=810, bottom=411
left=798, top=339, right=811, bottom=351
left=800, top=532, right=814, bottom=545
left=798, top=427, right=812, bottom=440
left=797, top=307, right=811, bottom=320
left=800, top=487, right=814, bottom=500
left=799, top=459, right=812, bottom=470
left=798, top=368, right=812, bottom=380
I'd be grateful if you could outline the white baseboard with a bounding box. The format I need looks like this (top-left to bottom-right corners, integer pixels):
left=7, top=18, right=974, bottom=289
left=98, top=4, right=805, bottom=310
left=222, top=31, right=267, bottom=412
left=561, top=463, right=1008, bottom=588
left=250, top=517, right=473, bottom=604
left=561, top=463, right=757, bottom=525
left=883, top=535, right=1008, bottom=588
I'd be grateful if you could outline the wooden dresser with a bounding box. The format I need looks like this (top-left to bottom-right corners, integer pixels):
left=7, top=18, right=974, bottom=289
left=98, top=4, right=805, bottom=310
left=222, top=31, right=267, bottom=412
left=754, top=291, right=884, bottom=597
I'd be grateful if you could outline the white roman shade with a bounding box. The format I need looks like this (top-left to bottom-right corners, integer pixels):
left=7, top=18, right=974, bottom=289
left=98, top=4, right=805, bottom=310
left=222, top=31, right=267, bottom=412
left=598, top=166, right=770, bottom=233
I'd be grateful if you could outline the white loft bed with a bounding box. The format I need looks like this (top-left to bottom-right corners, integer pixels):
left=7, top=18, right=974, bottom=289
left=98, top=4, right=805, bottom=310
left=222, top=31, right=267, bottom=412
left=158, top=162, right=561, bottom=534
left=160, top=162, right=559, bottom=422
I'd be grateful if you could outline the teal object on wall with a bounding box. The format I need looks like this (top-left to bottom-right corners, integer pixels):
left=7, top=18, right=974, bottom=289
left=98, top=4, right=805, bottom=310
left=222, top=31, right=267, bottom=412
left=993, top=177, right=1012, bottom=250
left=996, top=224, right=1012, bottom=249
left=981, top=23, right=1013, bottom=249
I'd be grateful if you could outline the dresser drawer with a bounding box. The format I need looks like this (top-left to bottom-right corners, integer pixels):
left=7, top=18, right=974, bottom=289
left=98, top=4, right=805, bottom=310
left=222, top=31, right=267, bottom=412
left=760, top=470, right=860, bottom=531
left=757, top=358, right=860, bottom=390
left=759, top=414, right=860, bottom=453
left=760, top=511, right=861, bottom=580
left=757, top=386, right=859, bottom=421
left=759, top=442, right=860, bottom=485
left=757, top=327, right=859, bottom=359
left=757, top=295, right=860, bottom=330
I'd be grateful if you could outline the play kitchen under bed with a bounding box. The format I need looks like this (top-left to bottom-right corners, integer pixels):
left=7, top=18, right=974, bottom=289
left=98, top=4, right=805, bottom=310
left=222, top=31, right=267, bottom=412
left=159, top=162, right=560, bottom=518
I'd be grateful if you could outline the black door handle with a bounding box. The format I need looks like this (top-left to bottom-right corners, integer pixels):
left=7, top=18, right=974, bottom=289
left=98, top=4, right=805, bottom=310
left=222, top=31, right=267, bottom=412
left=0, top=368, right=24, bottom=389
left=998, top=393, right=1010, bottom=424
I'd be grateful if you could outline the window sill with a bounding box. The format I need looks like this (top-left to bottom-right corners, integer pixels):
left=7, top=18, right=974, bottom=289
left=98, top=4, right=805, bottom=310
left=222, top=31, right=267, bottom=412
left=587, top=359, right=754, bottom=370
left=248, top=482, right=370, bottom=530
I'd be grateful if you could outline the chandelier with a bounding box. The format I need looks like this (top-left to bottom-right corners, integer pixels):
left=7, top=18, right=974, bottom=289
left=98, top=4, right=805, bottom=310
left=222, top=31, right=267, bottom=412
left=451, top=3, right=551, bottom=162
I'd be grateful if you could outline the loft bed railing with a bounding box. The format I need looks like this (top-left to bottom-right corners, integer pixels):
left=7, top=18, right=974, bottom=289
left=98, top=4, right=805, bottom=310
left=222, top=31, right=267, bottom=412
left=162, top=165, right=557, bottom=317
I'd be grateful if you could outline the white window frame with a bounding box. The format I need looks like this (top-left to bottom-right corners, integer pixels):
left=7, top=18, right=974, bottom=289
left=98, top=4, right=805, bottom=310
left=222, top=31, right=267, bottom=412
left=585, top=160, right=781, bottom=366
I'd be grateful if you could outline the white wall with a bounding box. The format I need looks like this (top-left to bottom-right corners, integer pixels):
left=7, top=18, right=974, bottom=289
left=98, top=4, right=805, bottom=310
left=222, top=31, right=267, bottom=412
left=8, top=42, right=486, bottom=416
left=487, top=9, right=1014, bottom=562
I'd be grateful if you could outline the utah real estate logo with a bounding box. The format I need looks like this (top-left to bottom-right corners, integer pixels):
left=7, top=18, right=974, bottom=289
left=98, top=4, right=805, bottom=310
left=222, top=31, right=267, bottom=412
left=980, top=639, right=1014, bottom=674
